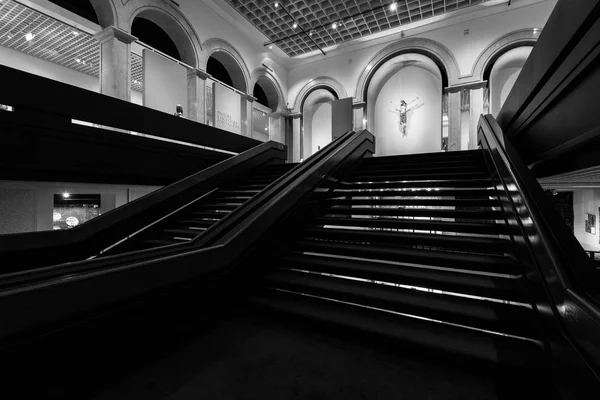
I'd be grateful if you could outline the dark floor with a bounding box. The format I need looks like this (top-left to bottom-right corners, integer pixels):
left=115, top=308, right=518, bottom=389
left=91, top=310, right=503, bottom=400
left=2, top=290, right=555, bottom=400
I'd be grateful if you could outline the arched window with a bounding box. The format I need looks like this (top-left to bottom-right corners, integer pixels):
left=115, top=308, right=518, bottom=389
left=132, top=17, right=181, bottom=61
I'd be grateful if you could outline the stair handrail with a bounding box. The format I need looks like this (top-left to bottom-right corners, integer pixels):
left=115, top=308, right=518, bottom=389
left=0, top=130, right=371, bottom=288
left=0, top=140, right=286, bottom=271
left=478, top=114, right=600, bottom=375
left=0, top=130, right=374, bottom=344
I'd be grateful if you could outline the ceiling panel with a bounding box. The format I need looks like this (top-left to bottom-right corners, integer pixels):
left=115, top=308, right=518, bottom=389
left=0, top=0, right=143, bottom=91
left=225, top=0, right=489, bottom=57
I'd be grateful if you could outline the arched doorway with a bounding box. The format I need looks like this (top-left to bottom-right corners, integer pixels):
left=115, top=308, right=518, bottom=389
left=302, top=87, right=338, bottom=159
left=486, top=46, right=533, bottom=117
left=366, top=53, right=444, bottom=156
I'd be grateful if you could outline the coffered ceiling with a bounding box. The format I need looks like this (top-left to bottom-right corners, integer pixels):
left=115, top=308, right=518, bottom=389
left=225, top=0, right=490, bottom=57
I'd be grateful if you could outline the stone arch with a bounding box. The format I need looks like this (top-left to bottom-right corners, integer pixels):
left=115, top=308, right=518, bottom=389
left=250, top=68, right=285, bottom=112
left=89, top=0, right=118, bottom=28
left=202, top=38, right=251, bottom=94
left=293, top=76, right=348, bottom=113
left=126, top=2, right=204, bottom=68
left=470, top=28, right=540, bottom=82
left=355, top=38, right=459, bottom=102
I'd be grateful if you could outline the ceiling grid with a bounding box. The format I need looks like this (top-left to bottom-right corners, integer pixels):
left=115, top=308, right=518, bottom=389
left=0, top=0, right=145, bottom=91
left=225, top=0, right=488, bottom=57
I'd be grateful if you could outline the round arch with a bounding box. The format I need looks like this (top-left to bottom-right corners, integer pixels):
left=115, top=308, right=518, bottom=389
left=126, top=2, right=204, bottom=68
left=355, top=38, right=459, bottom=102
left=250, top=67, right=285, bottom=112
left=89, top=0, right=118, bottom=28
left=202, top=38, right=251, bottom=94
left=293, top=76, right=347, bottom=113
left=471, top=28, right=540, bottom=82
left=366, top=53, right=444, bottom=156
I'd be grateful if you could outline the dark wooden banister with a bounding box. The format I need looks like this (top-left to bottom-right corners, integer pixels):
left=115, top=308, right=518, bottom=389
left=0, top=65, right=259, bottom=154
left=0, top=140, right=286, bottom=270
left=478, top=114, right=600, bottom=378
left=0, top=129, right=375, bottom=343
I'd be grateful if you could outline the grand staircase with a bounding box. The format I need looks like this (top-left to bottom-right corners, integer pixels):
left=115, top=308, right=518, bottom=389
left=102, top=162, right=297, bottom=254
left=249, top=150, right=546, bottom=366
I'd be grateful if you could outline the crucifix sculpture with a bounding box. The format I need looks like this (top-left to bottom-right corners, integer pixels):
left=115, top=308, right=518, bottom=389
left=388, top=97, right=423, bottom=137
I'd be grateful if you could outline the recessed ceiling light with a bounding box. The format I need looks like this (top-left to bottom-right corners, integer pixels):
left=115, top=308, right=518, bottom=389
left=309, top=30, right=313, bottom=36
left=390, top=2, right=397, bottom=11
left=72, top=31, right=79, bottom=36
left=274, top=2, right=279, bottom=8
left=269, top=45, right=273, bottom=49
left=24, top=32, right=34, bottom=41
left=75, top=58, right=81, bottom=63
left=293, top=22, right=298, bottom=29
left=62, top=192, right=70, bottom=198
left=332, top=22, right=338, bottom=29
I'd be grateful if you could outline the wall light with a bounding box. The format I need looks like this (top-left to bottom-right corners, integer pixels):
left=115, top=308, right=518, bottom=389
left=24, top=32, right=34, bottom=41
left=269, top=45, right=273, bottom=49
left=62, top=192, right=70, bottom=198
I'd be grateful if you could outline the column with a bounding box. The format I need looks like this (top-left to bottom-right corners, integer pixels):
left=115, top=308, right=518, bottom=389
left=187, top=68, right=210, bottom=124
left=291, top=114, right=302, bottom=162
left=240, top=94, right=254, bottom=137
left=94, top=26, right=137, bottom=101
left=353, top=102, right=367, bottom=131
left=268, top=112, right=284, bottom=144
left=446, top=90, right=461, bottom=152
left=469, top=85, right=486, bottom=150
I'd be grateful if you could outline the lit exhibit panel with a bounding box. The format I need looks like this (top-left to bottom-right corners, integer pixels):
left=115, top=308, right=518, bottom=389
left=53, top=193, right=101, bottom=230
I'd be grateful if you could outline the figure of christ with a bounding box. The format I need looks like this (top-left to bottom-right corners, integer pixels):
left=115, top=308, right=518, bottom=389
left=389, top=97, right=424, bottom=137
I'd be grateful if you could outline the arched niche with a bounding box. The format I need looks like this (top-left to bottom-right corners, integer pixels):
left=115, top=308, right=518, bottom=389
left=293, top=76, right=348, bottom=113
left=487, top=46, right=533, bottom=117
left=203, top=39, right=250, bottom=94
left=302, top=88, right=338, bottom=159
left=367, top=53, right=443, bottom=156
left=470, top=28, right=540, bottom=82
left=355, top=38, right=458, bottom=102
left=250, top=68, right=284, bottom=112
left=129, top=6, right=199, bottom=68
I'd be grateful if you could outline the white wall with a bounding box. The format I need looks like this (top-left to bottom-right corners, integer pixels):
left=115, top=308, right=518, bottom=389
left=371, top=66, right=442, bottom=156
left=573, top=190, right=600, bottom=251
left=0, top=45, right=148, bottom=105
left=287, top=0, right=557, bottom=107
left=0, top=181, right=160, bottom=234
left=302, top=89, right=336, bottom=158
left=490, top=46, right=533, bottom=116
left=0, top=45, right=99, bottom=92
left=143, top=50, right=188, bottom=116
left=311, top=103, right=333, bottom=155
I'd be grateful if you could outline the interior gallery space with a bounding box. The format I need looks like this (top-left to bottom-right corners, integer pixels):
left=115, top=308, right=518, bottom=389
left=1, top=0, right=600, bottom=398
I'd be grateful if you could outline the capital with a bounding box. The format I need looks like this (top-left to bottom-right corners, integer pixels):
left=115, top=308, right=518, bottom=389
left=95, top=26, right=137, bottom=45
left=187, top=68, right=211, bottom=80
